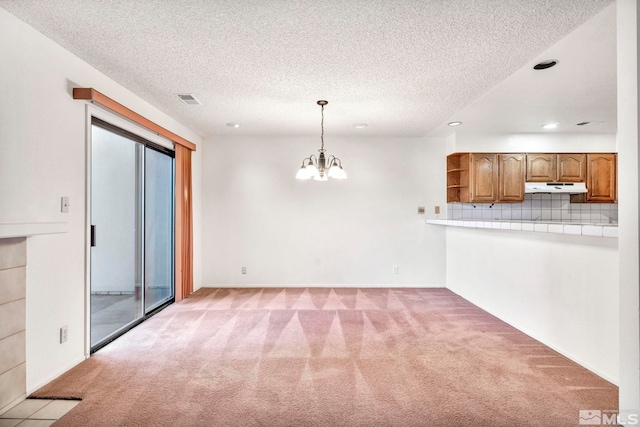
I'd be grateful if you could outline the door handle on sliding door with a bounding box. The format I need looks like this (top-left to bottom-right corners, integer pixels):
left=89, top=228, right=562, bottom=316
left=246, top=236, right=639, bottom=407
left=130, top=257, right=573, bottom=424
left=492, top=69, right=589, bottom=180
left=91, top=225, right=96, bottom=247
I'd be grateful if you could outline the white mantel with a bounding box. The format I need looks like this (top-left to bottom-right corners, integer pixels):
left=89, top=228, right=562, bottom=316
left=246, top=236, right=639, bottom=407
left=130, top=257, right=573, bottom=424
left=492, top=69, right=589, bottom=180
left=0, top=223, right=68, bottom=239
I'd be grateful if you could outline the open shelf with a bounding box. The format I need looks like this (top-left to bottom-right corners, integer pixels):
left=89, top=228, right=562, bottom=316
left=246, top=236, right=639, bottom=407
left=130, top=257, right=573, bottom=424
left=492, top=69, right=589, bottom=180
left=446, top=153, right=470, bottom=203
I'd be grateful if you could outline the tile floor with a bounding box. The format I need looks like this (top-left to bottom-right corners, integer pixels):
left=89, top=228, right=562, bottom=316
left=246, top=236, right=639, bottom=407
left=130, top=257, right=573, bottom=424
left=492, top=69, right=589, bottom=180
left=0, top=399, right=80, bottom=426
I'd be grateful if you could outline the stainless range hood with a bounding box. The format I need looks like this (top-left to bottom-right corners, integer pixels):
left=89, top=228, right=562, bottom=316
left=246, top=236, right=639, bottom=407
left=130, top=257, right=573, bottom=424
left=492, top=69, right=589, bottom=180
left=525, top=182, right=588, bottom=194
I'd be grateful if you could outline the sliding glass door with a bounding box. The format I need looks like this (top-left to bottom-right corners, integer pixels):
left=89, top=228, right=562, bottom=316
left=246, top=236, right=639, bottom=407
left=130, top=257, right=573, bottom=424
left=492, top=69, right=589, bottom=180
left=90, top=118, right=174, bottom=351
left=144, top=147, right=174, bottom=313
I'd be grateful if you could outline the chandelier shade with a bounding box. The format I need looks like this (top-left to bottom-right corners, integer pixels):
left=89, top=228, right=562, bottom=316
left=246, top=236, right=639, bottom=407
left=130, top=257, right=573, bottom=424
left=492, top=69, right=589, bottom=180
left=296, top=100, right=347, bottom=181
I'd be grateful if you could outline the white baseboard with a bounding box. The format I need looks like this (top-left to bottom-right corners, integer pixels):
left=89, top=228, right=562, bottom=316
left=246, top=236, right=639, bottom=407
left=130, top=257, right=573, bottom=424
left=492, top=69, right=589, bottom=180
left=197, top=284, right=445, bottom=289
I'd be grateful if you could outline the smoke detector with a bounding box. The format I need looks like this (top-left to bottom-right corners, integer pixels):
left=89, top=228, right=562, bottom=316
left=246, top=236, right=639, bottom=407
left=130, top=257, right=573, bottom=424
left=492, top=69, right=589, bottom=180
left=176, top=94, right=202, bottom=106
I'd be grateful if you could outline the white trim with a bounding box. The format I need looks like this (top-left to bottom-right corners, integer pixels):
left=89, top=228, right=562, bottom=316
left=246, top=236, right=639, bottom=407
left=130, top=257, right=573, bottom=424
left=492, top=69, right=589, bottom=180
left=199, top=284, right=446, bottom=289
left=84, top=104, right=92, bottom=358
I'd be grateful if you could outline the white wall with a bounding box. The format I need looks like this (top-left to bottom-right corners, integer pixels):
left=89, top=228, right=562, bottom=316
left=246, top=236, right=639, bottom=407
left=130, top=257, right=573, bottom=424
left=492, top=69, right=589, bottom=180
left=200, top=135, right=447, bottom=287
left=445, top=227, right=619, bottom=383
left=446, top=133, right=622, bottom=384
left=443, top=131, right=620, bottom=383
left=451, top=132, right=617, bottom=153
left=616, top=0, right=640, bottom=415
left=0, top=8, right=201, bottom=392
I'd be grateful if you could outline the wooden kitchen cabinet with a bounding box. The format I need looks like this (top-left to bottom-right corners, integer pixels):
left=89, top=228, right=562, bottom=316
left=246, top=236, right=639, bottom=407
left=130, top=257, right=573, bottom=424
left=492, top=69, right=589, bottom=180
left=448, top=151, right=615, bottom=204
left=447, top=152, right=520, bottom=203
left=526, top=153, right=585, bottom=182
left=446, top=153, right=470, bottom=203
left=586, top=153, right=616, bottom=202
left=526, top=153, right=556, bottom=182
left=470, top=153, right=497, bottom=202
left=498, top=154, right=525, bottom=202
left=557, top=153, right=586, bottom=182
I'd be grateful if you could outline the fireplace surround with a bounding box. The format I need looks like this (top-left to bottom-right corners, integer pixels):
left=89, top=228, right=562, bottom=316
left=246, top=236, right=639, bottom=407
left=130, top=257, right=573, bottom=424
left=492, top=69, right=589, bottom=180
left=0, top=223, right=67, bottom=413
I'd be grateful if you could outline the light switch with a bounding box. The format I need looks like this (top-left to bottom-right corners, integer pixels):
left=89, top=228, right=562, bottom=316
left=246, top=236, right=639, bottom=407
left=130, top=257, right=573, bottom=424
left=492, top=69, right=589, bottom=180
left=61, top=197, right=70, bottom=213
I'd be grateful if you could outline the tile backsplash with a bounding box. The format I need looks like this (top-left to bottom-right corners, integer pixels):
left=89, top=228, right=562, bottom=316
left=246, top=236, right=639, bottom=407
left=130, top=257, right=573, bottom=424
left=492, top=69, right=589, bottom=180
left=447, top=194, right=617, bottom=224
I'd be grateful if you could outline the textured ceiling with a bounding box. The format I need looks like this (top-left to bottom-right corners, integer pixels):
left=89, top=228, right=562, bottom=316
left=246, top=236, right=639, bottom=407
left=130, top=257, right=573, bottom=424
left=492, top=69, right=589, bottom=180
left=430, top=1, right=617, bottom=136
left=0, top=0, right=614, bottom=137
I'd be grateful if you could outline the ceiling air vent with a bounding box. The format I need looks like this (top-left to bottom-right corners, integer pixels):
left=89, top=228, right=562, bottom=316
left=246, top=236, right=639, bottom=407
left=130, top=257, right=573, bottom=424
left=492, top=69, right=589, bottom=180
left=176, top=93, right=202, bottom=106
left=533, top=60, right=558, bottom=70
left=576, top=121, right=603, bottom=127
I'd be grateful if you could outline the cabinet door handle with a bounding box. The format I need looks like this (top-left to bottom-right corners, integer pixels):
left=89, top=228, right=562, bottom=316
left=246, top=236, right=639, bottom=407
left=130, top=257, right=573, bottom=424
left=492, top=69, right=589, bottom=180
left=91, top=225, right=96, bottom=247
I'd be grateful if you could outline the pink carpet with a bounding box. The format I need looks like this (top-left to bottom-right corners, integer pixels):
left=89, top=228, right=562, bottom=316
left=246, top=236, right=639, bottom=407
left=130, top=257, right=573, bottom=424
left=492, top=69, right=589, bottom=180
left=32, top=287, right=617, bottom=426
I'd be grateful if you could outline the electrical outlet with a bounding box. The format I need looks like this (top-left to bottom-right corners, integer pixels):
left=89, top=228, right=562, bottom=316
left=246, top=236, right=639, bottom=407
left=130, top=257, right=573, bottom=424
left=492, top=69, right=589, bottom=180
left=417, top=207, right=425, bottom=214
left=61, top=197, right=70, bottom=213
left=434, top=206, right=440, bottom=214
left=242, top=267, right=247, bottom=275
left=393, top=265, right=398, bottom=274
left=60, top=325, right=68, bottom=343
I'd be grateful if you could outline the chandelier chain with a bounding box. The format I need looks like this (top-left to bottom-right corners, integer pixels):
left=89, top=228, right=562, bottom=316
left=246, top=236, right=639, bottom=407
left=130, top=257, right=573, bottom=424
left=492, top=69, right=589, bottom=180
left=320, top=103, right=325, bottom=152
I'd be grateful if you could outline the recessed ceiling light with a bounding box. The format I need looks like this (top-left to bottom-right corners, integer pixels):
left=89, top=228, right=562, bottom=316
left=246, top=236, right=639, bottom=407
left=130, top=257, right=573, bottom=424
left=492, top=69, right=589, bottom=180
left=448, top=121, right=462, bottom=127
left=353, top=123, right=367, bottom=129
left=533, top=60, right=558, bottom=70
left=226, top=123, right=240, bottom=128
left=176, top=93, right=202, bottom=105
left=542, top=123, right=559, bottom=129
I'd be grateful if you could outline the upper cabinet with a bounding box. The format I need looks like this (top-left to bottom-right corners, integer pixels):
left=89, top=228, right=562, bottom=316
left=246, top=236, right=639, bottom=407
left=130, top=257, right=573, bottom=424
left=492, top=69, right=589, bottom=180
left=446, top=153, right=523, bottom=203
left=448, top=152, right=617, bottom=204
left=498, top=154, right=525, bottom=202
left=557, top=154, right=586, bottom=182
left=526, top=153, right=556, bottom=182
left=526, top=153, right=586, bottom=182
left=470, top=153, right=498, bottom=202
left=446, top=153, right=470, bottom=203
left=586, top=153, right=617, bottom=202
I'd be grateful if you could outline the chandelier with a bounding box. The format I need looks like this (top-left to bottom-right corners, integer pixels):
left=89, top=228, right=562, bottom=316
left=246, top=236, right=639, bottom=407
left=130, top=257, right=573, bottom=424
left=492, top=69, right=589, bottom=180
left=296, top=100, right=347, bottom=181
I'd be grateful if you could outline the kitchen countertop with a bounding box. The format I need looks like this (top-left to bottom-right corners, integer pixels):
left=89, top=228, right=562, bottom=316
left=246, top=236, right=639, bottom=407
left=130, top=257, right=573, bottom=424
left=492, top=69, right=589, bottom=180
left=425, top=219, right=618, bottom=238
